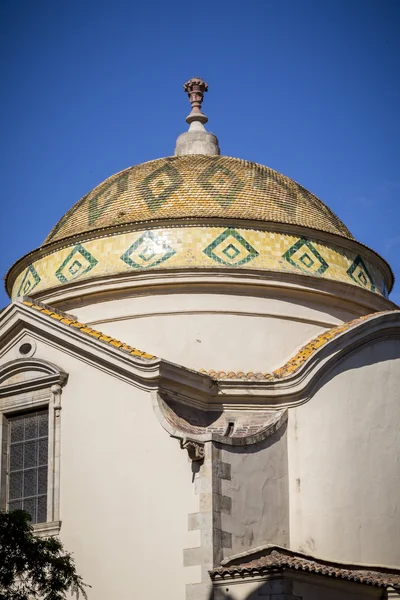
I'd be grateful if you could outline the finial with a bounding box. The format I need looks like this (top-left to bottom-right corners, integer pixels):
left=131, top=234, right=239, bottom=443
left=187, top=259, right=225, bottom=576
left=184, top=78, right=208, bottom=125
left=174, top=77, right=220, bottom=156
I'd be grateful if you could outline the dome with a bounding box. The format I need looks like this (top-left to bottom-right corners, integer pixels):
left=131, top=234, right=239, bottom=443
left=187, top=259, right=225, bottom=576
left=6, top=152, right=393, bottom=302
left=44, top=155, right=353, bottom=246
left=5, top=77, right=394, bottom=303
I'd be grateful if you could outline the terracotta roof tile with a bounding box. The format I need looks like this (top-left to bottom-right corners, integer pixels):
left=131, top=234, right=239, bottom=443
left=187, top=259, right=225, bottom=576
left=21, top=298, right=156, bottom=361
left=200, top=311, right=397, bottom=382
left=210, top=546, right=400, bottom=590
left=20, top=298, right=399, bottom=383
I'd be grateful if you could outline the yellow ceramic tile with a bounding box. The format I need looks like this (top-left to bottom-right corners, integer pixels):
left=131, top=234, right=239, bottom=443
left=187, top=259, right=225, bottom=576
left=12, top=226, right=387, bottom=299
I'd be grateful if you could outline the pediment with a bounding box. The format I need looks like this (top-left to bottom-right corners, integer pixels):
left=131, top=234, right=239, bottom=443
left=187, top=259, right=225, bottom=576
left=0, top=358, right=68, bottom=397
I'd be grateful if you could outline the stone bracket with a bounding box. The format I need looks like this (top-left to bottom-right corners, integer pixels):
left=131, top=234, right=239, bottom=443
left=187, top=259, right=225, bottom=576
left=181, top=437, right=205, bottom=461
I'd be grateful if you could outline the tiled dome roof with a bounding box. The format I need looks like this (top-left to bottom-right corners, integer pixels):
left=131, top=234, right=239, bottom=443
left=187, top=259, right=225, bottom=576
left=43, top=155, right=353, bottom=246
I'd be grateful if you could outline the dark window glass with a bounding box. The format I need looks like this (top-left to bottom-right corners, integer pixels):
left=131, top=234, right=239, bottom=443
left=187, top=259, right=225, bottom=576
left=10, top=419, right=23, bottom=442
left=8, top=410, right=48, bottom=524
left=37, top=495, right=47, bottom=524
left=9, top=471, right=22, bottom=500
left=9, top=443, right=23, bottom=471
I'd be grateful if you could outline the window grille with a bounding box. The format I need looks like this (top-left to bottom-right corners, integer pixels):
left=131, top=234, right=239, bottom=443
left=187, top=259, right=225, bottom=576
left=7, top=410, right=48, bottom=524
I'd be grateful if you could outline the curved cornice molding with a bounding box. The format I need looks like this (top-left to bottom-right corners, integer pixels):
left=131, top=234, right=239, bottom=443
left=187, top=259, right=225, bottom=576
left=24, top=270, right=398, bottom=317
left=151, top=390, right=288, bottom=448
left=1, top=299, right=399, bottom=411
left=206, top=310, right=400, bottom=407
left=0, top=299, right=161, bottom=391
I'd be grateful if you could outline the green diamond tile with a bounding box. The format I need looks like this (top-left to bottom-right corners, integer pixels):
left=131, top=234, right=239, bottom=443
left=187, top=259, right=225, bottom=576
left=17, top=265, right=41, bottom=297
left=222, top=243, right=241, bottom=260
left=299, top=253, right=314, bottom=268
left=282, top=238, right=328, bottom=275
left=55, top=244, right=98, bottom=284
left=120, top=231, right=176, bottom=269
left=88, top=171, right=129, bottom=225
left=138, top=162, right=183, bottom=212
left=203, top=228, right=259, bottom=266
left=347, top=255, right=375, bottom=292
left=197, top=162, right=245, bottom=207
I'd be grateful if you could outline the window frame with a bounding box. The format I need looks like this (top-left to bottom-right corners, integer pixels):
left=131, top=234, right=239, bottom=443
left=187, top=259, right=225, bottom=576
left=0, top=357, right=67, bottom=536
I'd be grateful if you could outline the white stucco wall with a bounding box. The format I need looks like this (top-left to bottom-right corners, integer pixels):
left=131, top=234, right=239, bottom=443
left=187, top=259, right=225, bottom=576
left=1, top=337, right=200, bottom=600
left=219, top=424, right=289, bottom=558
left=2, top=302, right=399, bottom=600
left=69, top=291, right=357, bottom=373
left=288, top=338, right=400, bottom=566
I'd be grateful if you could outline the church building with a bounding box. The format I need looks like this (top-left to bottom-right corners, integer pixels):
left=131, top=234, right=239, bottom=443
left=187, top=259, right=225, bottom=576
left=1, top=79, right=400, bottom=599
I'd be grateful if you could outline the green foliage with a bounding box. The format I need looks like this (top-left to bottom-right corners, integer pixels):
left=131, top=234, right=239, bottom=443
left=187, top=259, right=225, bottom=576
left=0, top=511, right=89, bottom=600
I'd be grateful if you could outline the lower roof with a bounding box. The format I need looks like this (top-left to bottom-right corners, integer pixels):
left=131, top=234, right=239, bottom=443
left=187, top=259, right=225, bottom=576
left=210, top=545, right=400, bottom=590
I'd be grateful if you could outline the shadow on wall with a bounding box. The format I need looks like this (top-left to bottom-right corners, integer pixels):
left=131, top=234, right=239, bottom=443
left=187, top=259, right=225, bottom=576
left=206, top=583, right=389, bottom=600
left=207, top=580, right=302, bottom=600
left=206, top=573, right=304, bottom=599
left=318, top=334, right=400, bottom=385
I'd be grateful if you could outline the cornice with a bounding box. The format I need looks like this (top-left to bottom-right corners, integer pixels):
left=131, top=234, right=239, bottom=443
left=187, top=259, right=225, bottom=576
left=156, top=311, right=400, bottom=410
left=27, top=270, right=398, bottom=316
left=0, top=301, right=161, bottom=391
left=152, top=388, right=288, bottom=448
left=0, top=357, right=68, bottom=398
left=1, top=301, right=399, bottom=412
left=212, top=312, right=400, bottom=407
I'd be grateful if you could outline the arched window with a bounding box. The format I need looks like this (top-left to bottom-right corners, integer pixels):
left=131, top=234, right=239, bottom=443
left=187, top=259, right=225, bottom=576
left=0, top=354, right=67, bottom=536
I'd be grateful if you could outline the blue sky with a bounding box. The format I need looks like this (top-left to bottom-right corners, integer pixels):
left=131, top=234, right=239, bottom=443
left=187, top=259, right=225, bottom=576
left=1, top=0, right=399, bottom=307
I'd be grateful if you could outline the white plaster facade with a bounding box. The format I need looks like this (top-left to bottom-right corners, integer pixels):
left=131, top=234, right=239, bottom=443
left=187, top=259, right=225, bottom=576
left=1, top=96, right=400, bottom=598
left=288, top=337, right=400, bottom=565
left=0, top=295, right=399, bottom=599
left=36, top=269, right=398, bottom=373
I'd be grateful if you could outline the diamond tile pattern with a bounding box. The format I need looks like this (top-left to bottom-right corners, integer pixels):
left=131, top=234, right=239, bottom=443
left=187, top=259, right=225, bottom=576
left=12, top=227, right=389, bottom=299
left=55, top=243, right=98, bottom=284
left=347, top=255, right=375, bottom=292
left=43, top=156, right=353, bottom=245
left=197, top=162, right=245, bottom=207
left=88, top=172, right=129, bottom=225
left=120, top=231, right=176, bottom=269
left=283, top=238, right=329, bottom=275
left=17, top=265, right=41, bottom=297
left=203, top=228, right=259, bottom=266
left=138, top=162, right=183, bottom=212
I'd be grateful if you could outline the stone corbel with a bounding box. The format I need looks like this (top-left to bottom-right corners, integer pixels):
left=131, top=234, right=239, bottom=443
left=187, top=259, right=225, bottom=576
left=51, top=384, right=62, bottom=412
left=180, top=437, right=205, bottom=461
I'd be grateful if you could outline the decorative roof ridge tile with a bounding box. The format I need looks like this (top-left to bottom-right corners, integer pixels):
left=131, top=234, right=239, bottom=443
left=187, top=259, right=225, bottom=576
left=19, top=297, right=156, bottom=361
left=210, top=544, right=400, bottom=589
left=200, top=310, right=400, bottom=382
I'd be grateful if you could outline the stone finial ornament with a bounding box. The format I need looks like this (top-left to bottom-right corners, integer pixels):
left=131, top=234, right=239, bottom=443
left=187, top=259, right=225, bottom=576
left=175, top=77, right=220, bottom=156
left=184, top=77, right=209, bottom=124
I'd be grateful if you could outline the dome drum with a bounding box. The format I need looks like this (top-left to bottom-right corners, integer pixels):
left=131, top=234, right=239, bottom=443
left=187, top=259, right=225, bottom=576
left=8, top=223, right=390, bottom=301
